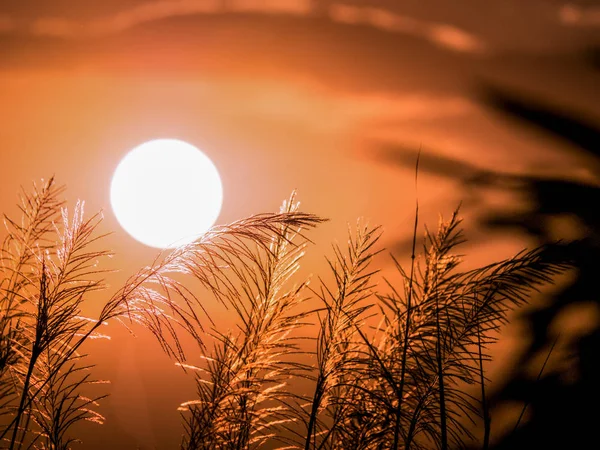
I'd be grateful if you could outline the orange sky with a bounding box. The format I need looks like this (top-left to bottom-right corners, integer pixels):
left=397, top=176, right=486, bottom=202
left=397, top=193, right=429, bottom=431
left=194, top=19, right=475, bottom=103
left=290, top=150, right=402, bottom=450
left=1, top=1, right=599, bottom=448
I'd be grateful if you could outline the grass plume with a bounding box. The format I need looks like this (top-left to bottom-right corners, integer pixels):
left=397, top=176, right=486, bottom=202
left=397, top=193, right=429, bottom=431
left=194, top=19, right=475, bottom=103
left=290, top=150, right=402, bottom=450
left=0, top=177, right=570, bottom=449
left=0, top=180, right=324, bottom=449
left=177, top=193, right=325, bottom=449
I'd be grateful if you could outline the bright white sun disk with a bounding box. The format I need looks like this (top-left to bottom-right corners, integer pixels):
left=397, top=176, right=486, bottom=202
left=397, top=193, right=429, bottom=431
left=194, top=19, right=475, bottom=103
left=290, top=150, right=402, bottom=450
left=110, top=139, right=223, bottom=248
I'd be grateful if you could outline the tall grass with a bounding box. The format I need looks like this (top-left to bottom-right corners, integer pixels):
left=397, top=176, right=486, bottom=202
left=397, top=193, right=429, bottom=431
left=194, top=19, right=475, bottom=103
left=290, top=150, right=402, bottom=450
left=172, top=205, right=567, bottom=449
left=346, top=211, right=567, bottom=449
left=0, top=178, right=569, bottom=449
left=176, top=194, right=324, bottom=449
left=0, top=180, right=322, bottom=449
left=300, top=222, right=382, bottom=449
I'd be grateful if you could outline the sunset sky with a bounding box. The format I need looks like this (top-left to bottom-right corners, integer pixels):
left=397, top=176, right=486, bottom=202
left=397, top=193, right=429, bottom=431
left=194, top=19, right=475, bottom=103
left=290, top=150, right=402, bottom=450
left=1, top=1, right=599, bottom=448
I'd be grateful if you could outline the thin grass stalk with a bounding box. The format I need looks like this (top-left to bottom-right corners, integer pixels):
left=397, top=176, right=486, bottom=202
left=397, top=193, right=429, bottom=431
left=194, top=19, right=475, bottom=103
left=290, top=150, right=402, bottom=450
left=8, top=264, right=47, bottom=450
left=304, top=375, right=324, bottom=450
left=1, top=320, right=104, bottom=445
left=404, top=391, right=425, bottom=449
left=435, top=294, right=448, bottom=450
left=511, top=333, right=560, bottom=434
left=393, top=151, right=420, bottom=450
left=9, top=353, right=36, bottom=450
left=476, top=322, right=490, bottom=450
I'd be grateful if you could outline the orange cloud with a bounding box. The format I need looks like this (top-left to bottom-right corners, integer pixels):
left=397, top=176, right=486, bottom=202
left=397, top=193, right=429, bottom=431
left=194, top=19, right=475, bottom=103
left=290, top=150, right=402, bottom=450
left=329, top=4, right=487, bottom=54
left=93, top=0, right=221, bottom=33
left=560, top=4, right=600, bottom=26
left=22, top=1, right=486, bottom=54
left=27, top=0, right=311, bottom=37
left=340, top=93, right=476, bottom=123
left=426, top=24, right=485, bottom=53
left=232, top=0, right=311, bottom=15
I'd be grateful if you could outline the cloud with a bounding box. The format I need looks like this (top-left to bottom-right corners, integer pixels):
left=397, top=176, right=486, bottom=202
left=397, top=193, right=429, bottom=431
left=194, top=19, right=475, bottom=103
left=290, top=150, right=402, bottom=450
left=232, top=0, right=311, bottom=15
left=329, top=5, right=487, bottom=54
left=20, top=0, right=486, bottom=54
left=340, top=93, right=477, bottom=123
left=29, top=0, right=221, bottom=36
left=84, top=0, right=312, bottom=34
left=559, top=3, right=600, bottom=26
left=211, top=80, right=477, bottom=134
left=93, top=0, right=222, bottom=33
left=425, top=25, right=485, bottom=54
left=28, top=0, right=311, bottom=36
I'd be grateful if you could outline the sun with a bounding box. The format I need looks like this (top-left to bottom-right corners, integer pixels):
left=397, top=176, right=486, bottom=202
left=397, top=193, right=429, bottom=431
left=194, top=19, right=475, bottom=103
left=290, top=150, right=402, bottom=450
left=110, top=139, right=223, bottom=249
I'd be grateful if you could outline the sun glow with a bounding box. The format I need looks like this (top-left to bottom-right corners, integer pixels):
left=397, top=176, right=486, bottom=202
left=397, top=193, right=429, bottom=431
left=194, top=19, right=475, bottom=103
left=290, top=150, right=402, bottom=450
left=110, top=139, right=223, bottom=249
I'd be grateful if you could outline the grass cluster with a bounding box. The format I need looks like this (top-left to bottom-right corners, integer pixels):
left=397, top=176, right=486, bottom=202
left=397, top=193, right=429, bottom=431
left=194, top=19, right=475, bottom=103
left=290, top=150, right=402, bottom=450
left=0, top=178, right=568, bottom=449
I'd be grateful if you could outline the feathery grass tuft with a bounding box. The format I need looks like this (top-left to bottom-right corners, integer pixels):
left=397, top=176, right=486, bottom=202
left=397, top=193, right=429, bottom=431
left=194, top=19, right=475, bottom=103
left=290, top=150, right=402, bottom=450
left=177, top=193, right=325, bottom=449
left=0, top=178, right=570, bottom=450
left=0, top=180, right=325, bottom=450
left=301, top=222, right=382, bottom=449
